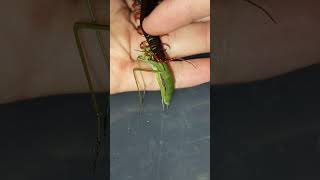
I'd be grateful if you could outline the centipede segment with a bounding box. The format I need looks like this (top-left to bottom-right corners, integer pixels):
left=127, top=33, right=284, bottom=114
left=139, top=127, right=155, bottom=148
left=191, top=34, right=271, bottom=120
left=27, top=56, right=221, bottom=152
left=131, top=0, right=143, bottom=35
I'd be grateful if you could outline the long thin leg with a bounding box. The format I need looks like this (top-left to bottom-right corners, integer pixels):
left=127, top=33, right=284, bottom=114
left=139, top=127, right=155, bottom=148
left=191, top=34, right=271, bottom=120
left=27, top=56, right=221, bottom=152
left=136, top=60, right=147, bottom=97
left=133, top=67, right=160, bottom=106
left=86, top=0, right=109, bottom=69
left=242, top=0, right=278, bottom=24
left=85, top=1, right=110, bottom=172
left=73, top=22, right=109, bottom=172
left=73, top=22, right=109, bottom=135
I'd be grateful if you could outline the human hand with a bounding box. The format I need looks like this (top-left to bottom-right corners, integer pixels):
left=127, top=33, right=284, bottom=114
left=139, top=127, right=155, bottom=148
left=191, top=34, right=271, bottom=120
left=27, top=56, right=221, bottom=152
left=141, top=0, right=210, bottom=60
left=110, top=0, right=210, bottom=94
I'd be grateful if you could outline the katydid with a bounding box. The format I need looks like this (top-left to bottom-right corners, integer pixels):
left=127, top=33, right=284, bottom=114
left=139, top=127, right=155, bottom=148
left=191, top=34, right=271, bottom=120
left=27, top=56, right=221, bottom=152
left=133, top=47, right=175, bottom=109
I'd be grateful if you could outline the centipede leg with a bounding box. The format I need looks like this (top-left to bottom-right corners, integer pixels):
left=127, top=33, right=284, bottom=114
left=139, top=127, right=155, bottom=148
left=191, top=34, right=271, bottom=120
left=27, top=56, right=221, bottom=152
left=131, top=0, right=140, bottom=9
left=140, top=41, right=149, bottom=49
left=137, top=26, right=144, bottom=35
left=134, top=12, right=140, bottom=21
left=131, top=0, right=143, bottom=35
left=161, top=43, right=171, bottom=51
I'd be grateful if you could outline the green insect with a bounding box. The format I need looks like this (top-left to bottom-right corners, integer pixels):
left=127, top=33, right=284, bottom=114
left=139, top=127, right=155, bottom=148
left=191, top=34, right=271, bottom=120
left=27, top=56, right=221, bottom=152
left=133, top=47, right=175, bottom=109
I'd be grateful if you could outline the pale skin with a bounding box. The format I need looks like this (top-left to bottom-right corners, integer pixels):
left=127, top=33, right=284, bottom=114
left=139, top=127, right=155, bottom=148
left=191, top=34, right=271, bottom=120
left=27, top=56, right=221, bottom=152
left=110, top=0, right=210, bottom=94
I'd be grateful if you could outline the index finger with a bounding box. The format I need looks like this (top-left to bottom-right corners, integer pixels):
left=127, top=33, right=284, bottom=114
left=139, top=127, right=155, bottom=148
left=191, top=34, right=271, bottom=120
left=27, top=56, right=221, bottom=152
left=142, top=0, right=210, bottom=36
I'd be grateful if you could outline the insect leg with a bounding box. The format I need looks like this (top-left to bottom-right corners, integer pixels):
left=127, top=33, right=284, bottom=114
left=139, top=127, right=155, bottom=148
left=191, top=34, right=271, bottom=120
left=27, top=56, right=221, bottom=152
left=133, top=67, right=161, bottom=106
left=73, top=22, right=109, bottom=127
left=85, top=0, right=109, bottom=68
left=242, top=0, right=278, bottom=24
left=73, top=22, right=109, bottom=172
left=73, top=22, right=109, bottom=119
left=136, top=60, right=147, bottom=97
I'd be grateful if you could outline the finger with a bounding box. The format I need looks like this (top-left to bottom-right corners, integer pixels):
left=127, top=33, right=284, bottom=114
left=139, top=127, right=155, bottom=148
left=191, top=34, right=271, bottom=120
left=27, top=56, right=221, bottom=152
left=130, top=22, right=210, bottom=59
left=111, top=0, right=128, bottom=16
left=196, top=16, right=210, bottom=23
left=125, top=58, right=210, bottom=92
left=142, top=0, right=210, bottom=35
left=173, top=58, right=210, bottom=89
left=162, top=22, right=210, bottom=58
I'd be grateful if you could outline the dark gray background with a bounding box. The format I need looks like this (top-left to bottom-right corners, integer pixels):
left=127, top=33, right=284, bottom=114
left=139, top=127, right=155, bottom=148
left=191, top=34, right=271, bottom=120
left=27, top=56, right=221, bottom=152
left=213, top=64, right=320, bottom=180
left=1, top=64, right=320, bottom=180
left=212, top=0, right=320, bottom=179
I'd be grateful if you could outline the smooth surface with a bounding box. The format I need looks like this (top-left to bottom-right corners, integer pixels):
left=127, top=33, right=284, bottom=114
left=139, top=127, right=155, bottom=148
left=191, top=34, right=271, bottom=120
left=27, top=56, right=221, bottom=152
left=110, top=83, right=210, bottom=180
left=213, top=64, right=320, bottom=180
left=0, top=94, right=107, bottom=179
left=213, top=0, right=320, bottom=84
left=0, top=83, right=210, bottom=180
left=0, top=0, right=108, bottom=103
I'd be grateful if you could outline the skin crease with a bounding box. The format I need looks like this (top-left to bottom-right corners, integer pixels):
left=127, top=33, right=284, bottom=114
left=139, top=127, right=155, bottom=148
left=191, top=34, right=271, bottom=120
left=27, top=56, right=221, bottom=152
left=110, top=0, right=210, bottom=94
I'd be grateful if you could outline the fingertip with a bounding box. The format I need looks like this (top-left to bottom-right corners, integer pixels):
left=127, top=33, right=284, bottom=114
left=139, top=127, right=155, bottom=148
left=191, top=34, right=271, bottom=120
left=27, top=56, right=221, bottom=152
left=142, top=16, right=164, bottom=36
left=141, top=0, right=180, bottom=36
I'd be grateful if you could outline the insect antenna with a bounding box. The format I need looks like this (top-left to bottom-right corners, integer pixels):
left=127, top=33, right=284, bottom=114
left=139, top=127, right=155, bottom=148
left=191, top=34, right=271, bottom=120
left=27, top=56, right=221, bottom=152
left=172, top=58, right=197, bottom=69
left=242, top=0, right=278, bottom=24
